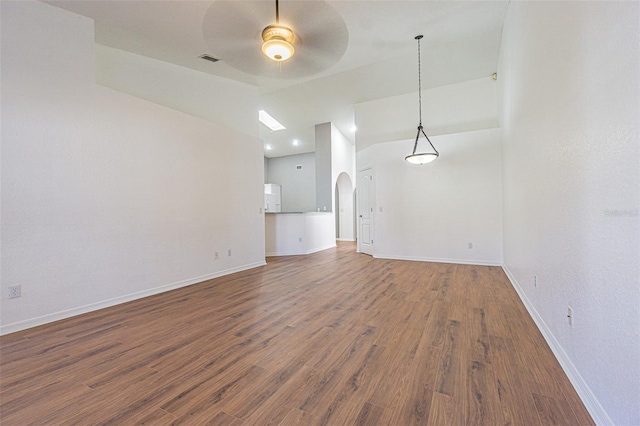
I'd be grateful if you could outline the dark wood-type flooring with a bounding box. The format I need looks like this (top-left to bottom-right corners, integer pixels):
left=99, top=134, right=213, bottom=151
left=0, top=242, right=593, bottom=425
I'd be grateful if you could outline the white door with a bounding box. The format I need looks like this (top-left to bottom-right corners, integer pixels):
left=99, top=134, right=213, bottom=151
left=358, top=168, right=374, bottom=255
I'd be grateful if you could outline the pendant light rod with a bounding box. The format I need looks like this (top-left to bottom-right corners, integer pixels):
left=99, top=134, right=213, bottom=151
left=416, top=35, right=423, bottom=126
left=275, top=0, right=279, bottom=24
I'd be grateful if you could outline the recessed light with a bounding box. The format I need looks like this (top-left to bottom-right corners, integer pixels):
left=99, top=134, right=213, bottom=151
left=350, top=125, right=358, bottom=132
left=259, top=110, right=286, bottom=131
left=265, top=144, right=273, bottom=150
left=292, top=139, right=300, bottom=146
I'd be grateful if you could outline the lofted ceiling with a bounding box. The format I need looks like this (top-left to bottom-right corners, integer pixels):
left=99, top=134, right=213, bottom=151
left=44, top=0, right=509, bottom=158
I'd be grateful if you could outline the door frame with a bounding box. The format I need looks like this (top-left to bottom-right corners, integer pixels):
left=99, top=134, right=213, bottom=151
left=357, top=167, right=375, bottom=255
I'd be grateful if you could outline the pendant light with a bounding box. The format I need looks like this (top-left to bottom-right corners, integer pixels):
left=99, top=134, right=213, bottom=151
left=262, top=0, right=295, bottom=62
left=405, top=35, right=439, bottom=165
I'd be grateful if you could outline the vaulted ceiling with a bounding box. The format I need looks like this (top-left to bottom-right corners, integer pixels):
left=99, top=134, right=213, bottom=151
left=45, top=0, right=509, bottom=157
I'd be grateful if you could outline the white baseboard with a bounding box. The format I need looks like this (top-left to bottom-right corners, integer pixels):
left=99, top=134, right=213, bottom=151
left=305, top=243, right=337, bottom=254
left=375, top=253, right=502, bottom=267
left=336, top=238, right=356, bottom=242
left=0, top=261, right=266, bottom=336
left=502, top=265, right=613, bottom=426
left=266, top=244, right=336, bottom=257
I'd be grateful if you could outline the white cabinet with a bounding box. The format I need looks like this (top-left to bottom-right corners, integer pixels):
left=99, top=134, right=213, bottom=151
left=264, top=184, right=282, bottom=212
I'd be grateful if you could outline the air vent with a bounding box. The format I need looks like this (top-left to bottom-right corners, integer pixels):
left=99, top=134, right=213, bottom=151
left=199, top=54, right=220, bottom=63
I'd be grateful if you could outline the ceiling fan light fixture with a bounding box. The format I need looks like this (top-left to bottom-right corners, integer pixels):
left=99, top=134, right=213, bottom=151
left=261, top=0, right=295, bottom=62
left=261, top=25, right=295, bottom=61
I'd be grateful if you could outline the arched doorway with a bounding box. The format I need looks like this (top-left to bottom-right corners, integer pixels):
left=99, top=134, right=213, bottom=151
left=335, top=172, right=355, bottom=241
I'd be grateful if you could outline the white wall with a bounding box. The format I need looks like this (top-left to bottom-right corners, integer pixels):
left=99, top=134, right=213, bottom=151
left=265, top=213, right=306, bottom=256
left=264, top=157, right=269, bottom=182
left=304, top=213, right=337, bottom=255
left=315, top=123, right=333, bottom=212
left=499, top=2, right=640, bottom=425
left=1, top=1, right=265, bottom=334
left=355, top=77, right=499, bottom=151
left=265, top=153, right=316, bottom=212
left=96, top=44, right=259, bottom=138
left=358, top=128, right=503, bottom=265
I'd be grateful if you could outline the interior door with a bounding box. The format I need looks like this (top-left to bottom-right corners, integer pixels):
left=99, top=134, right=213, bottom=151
left=358, top=168, right=374, bottom=255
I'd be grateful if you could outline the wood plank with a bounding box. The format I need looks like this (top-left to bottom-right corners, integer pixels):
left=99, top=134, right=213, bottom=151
left=0, top=242, right=593, bottom=425
left=489, top=335, right=542, bottom=425
left=278, top=408, right=319, bottom=426
left=354, top=402, right=386, bottom=425
left=241, top=365, right=318, bottom=425
left=164, top=365, right=266, bottom=423
left=532, top=392, right=581, bottom=426
left=310, top=343, right=387, bottom=424
left=382, top=352, right=436, bottom=424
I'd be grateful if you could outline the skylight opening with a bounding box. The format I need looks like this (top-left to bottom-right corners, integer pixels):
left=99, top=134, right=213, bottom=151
left=259, top=110, right=286, bottom=131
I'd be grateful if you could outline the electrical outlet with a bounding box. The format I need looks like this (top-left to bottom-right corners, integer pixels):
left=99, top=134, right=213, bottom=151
left=534, top=274, right=538, bottom=288
left=8, top=285, right=21, bottom=299
left=215, top=252, right=219, bottom=260
left=298, top=237, right=303, bottom=243
left=468, top=242, right=473, bottom=249
left=567, top=306, right=573, bottom=327
left=228, top=249, right=231, bottom=257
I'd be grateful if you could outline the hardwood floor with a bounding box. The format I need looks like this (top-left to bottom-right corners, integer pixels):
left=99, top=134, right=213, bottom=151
left=0, top=242, right=593, bottom=425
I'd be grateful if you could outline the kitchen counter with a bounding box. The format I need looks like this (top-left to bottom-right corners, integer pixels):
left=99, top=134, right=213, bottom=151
left=265, top=212, right=335, bottom=256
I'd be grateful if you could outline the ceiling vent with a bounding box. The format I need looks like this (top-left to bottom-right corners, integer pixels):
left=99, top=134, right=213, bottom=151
left=199, top=54, right=220, bottom=63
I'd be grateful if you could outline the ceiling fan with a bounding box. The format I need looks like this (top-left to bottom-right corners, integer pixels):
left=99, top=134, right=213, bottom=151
left=202, top=0, right=349, bottom=79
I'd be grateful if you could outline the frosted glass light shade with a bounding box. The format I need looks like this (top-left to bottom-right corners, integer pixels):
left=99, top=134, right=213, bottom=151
left=405, top=152, right=439, bottom=165
left=262, top=39, right=295, bottom=61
